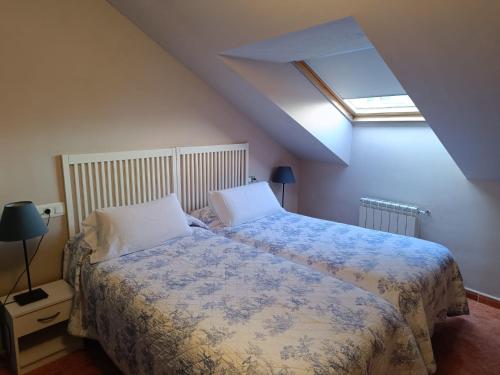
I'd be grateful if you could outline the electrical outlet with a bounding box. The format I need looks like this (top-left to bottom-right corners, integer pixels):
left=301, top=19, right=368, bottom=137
left=36, top=202, right=65, bottom=218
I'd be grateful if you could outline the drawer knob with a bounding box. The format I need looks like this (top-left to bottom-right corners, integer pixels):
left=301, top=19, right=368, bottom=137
left=37, top=312, right=60, bottom=323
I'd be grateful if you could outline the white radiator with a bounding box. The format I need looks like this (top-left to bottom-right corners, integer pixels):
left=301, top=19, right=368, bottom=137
left=358, top=197, right=430, bottom=237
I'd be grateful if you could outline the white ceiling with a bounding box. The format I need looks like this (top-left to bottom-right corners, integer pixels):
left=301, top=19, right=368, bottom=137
left=107, top=0, right=500, bottom=180
left=223, top=17, right=372, bottom=63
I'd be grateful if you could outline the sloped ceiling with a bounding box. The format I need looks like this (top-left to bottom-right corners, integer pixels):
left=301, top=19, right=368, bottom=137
left=222, top=16, right=372, bottom=63
left=222, top=57, right=352, bottom=164
left=306, top=48, right=407, bottom=99
left=107, top=0, right=500, bottom=180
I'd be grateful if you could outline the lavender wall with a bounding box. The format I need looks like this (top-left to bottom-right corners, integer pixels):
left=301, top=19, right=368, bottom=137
left=299, top=123, right=500, bottom=298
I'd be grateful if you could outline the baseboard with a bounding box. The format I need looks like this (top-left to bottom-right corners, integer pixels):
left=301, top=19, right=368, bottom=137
left=466, top=288, right=500, bottom=309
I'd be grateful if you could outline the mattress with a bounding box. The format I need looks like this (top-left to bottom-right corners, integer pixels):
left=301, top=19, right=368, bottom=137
left=63, top=227, right=426, bottom=374
left=191, top=208, right=469, bottom=373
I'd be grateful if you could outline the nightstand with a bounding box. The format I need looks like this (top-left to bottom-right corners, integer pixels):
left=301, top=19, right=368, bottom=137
left=1, top=280, right=82, bottom=374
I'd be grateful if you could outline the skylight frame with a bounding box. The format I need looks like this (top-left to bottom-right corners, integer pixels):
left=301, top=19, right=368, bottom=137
left=294, top=61, right=425, bottom=122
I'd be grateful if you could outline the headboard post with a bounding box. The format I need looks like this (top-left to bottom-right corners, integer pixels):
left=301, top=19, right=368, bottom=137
left=61, top=154, right=76, bottom=237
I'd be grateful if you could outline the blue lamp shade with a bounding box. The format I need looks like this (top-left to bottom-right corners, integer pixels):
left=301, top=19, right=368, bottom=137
left=0, top=201, right=48, bottom=242
left=272, top=166, right=296, bottom=184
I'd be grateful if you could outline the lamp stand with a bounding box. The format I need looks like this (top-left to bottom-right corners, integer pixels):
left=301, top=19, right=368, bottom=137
left=281, top=183, right=285, bottom=208
left=13, top=240, right=48, bottom=306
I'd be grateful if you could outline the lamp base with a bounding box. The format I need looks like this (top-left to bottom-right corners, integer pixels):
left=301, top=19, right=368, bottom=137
left=13, top=288, right=48, bottom=306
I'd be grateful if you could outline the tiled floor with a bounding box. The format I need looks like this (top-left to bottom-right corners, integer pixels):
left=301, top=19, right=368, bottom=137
left=432, top=299, right=500, bottom=374
left=0, top=340, right=120, bottom=375
left=1, top=298, right=499, bottom=375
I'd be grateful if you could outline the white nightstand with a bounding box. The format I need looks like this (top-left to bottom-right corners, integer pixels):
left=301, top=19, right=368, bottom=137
left=1, top=280, right=82, bottom=374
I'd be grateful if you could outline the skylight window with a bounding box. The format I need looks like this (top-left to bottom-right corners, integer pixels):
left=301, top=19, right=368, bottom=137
left=344, top=95, right=419, bottom=115
left=295, top=49, right=425, bottom=122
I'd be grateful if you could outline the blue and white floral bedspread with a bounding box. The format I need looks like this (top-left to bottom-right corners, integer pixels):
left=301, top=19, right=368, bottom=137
left=64, top=228, right=426, bottom=375
left=191, top=208, right=469, bottom=373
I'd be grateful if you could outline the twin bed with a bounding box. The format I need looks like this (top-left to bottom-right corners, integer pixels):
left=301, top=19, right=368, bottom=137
left=61, top=144, right=468, bottom=374
left=190, top=207, right=468, bottom=373
left=64, top=226, right=426, bottom=374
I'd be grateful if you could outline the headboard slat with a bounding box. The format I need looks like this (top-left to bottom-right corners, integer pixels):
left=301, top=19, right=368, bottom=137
left=105, top=161, right=112, bottom=207
left=95, top=163, right=102, bottom=209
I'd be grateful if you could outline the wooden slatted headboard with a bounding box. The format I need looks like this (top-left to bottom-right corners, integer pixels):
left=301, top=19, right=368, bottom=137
left=61, top=148, right=177, bottom=236
left=176, top=144, right=249, bottom=213
left=61, top=143, right=249, bottom=236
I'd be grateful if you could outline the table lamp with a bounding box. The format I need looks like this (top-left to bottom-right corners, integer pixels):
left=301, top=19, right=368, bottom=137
left=271, top=166, right=296, bottom=208
left=0, top=201, right=48, bottom=305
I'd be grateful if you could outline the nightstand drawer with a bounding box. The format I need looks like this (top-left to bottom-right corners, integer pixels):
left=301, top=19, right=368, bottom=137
left=14, top=300, right=72, bottom=337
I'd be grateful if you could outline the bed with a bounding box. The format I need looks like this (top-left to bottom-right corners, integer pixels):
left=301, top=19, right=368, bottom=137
left=63, top=226, right=426, bottom=374
left=62, top=148, right=426, bottom=374
left=59, top=144, right=454, bottom=374
left=191, top=206, right=469, bottom=373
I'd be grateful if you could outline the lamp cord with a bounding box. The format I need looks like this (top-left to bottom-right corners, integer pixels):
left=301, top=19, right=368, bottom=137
left=1, top=213, right=51, bottom=306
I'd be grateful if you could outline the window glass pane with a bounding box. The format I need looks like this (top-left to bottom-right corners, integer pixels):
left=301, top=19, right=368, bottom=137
left=344, top=95, right=419, bottom=114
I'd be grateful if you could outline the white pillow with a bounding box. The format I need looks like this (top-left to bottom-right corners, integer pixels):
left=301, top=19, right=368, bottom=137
left=208, top=182, right=283, bottom=227
left=82, top=194, right=192, bottom=264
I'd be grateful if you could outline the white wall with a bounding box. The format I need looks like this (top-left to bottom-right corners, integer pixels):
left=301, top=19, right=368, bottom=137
left=0, top=0, right=299, bottom=296
left=222, top=58, right=352, bottom=164
left=299, top=123, right=500, bottom=298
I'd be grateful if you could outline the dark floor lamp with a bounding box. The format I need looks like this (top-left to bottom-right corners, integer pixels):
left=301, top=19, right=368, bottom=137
left=0, top=201, right=48, bottom=305
left=272, top=166, right=296, bottom=208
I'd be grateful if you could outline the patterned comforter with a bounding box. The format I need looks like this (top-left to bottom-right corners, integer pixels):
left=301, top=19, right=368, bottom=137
left=64, top=228, right=427, bottom=374
left=191, top=208, right=469, bottom=373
